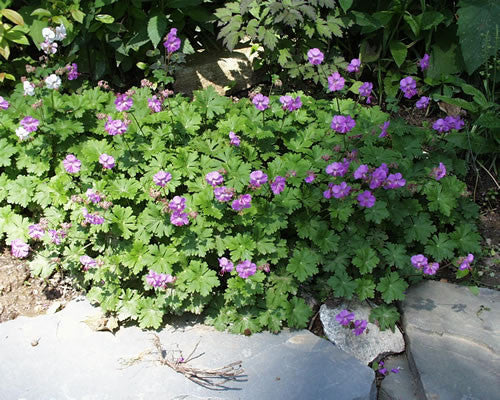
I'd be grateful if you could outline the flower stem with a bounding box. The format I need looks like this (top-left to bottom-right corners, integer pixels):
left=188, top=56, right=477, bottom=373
left=130, top=112, right=145, bottom=137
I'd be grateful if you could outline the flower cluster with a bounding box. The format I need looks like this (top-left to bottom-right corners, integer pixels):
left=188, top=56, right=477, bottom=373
left=331, top=115, right=356, bottom=134
left=148, top=96, right=163, bottom=113
left=11, top=239, right=30, bottom=258
left=82, top=208, right=105, bottom=225
left=0, top=96, right=9, bottom=110
left=377, top=361, right=401, bottom=376
left=411, top=254, right=439, bottom=275
left=252, top=94, right=270, bottom=111
left=328, top=72, right=345, bottom=92
left=326, top=159, right=350, bottom=177
left=169, top=196, right=189, bottom=226
left=66, top=63, right=79, bottom=81
left=45, top=74, right=62, bottom=90
left=114, top=94, right=133, bottom=112
left=41, top=24, right=66, bottom=55
left=219, top=257, right=234, bottom=274
left=16, top=116, right=40, bottom=141
left=164, top=28, right=181, bottom=54
left=323, top=182, right=351, bottom=199
left=232, top=194, right=252, bottom=211
left=400, top=77, right=417, bottom=99
left=146, top=269, right=176, bottom=289
left=249, top=170, right=268, bottom=188
left=432, top=116, right=464, bottom=133
left=153, top=170, right=172, bottom=187
left=359, top=82, right=373, bottom=104
left=80, top=255, right=97, bottom=271
left=214, top=186, right=234, bottom=202
left=206, top=171, right=224, bottom=187
left=236, top=260, right=257, bottom=278
left=63, top=154, right=82, bottom=173
left=105, top=117, right=129, bottom=136
left=419, top=54, right=430, bottom=71
left=229, top=131, right=240, bottom=146
left=458, top=254, right=474, bottom=271
left=416, top=96, right=430, bottom=109
left=279, top=95, right=302, bottom=111
left=99, top=154, right=115, bottom=169
left=307, top=48, right=324, bottom=65
left=346, top=58, right=361, bottom=73
left=335, top=310, right=368, bottom=336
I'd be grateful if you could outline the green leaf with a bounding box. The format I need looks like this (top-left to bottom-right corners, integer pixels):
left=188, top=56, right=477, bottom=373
left=457, top=0, right=500, bottom=74
left=177, top=260, right=219, bottom=297
left=364, top=200, right=390, bottom=224
left=404, top=213, right=437, bottom=244
left=111, top=206, right=136, bottom=240
left=193, top=86, right=229, bottom=119
left=31, top=8, right=52, bottom=18
left=286, top=246, right=321, bottom=282
left=468, top=285, right=479, bottom=296
left=338, top=0, right=353, bottom=12
left=327, top=270, right=357, bottom=299
left=29, top=254, right=56, bottom=278
left=70, top=9, right=85, bottom=23
left=355, top=278, right=376, bottom=301
left=147, top=15, right=167, bottom=48
left=0, top=139, right=16, bottom=167
left=138, top=297, right=163, bottom=329
left=121, top=241, right=151, bottom=274
left=450, top=224, right=482, bottom=254
left=352, top=247, right=380, bottom=274
left=424, top=233, right=456, bottom=262
left=369, top=305, right=400, bottom=332
left=381, top=243, right=408, bottom=268
left=389, top=40, right=407, bottom=67
left=377, top=272, right=408, bottom=303
left=138, top=203, right=172, bottom=239
left=2, top=9, right=24, bottom=25
left=6, top=176, right=35, bottom=207
left=287, top=297, right=312, bottom=329
left=95, top=14, right=114, bottom=24
left=226, top=233, right=256, bottom=260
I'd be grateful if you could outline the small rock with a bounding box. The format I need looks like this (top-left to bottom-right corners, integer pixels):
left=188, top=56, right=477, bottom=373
left=320, top=302, right=405, bottom=365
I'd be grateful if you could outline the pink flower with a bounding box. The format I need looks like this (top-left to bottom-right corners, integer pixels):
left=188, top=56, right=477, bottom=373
left=219, top=257, right=234, bottom=274
left=153, top=170, right=172, bottom=187
left=346, top=58, right=361, bottom=73
left=423, top=262, right=439, bottom=275
left=114, top=94, right=133, bottom=112
left=11, top=239, right=30, bottom=258
left=232, top=194, right=252, bottom=211
left=307, top=48, right=324, bottom=65
left=169, top=196, right=186, bottom=212
left=249, top=170, right=268, bottom=188
left=459, top=254, right=474, bottom=271
left=63, top=154, right=81, bottom=173
left=411, top=254, right=428, bottom=270
left=328, top=72, right=345, bottom=92
left=400, top=77, right=417, bottom=99
left=105, top=117, right=128, bottom=136
left=214, top=186, right=234, bottom=202
left=252, top=94, right=269, bottom=111
left=379, top=121, right=390, bottom=138
left=206, top=171, right=224, bottom=187
left=148, top=96, right=162, bottom=113
left=229, top=131, right=240, bottom=146
left=170, top=212, right=189, bottom=226
left=66, top=63, right=79, bottom=80
left=29, top=224, right=44, bottom=240
left=99, top=154, right=115, bottom=169
left=236, top=260, right=257, bottom=278
left=80, top=255, right=97, bottom=271
left=20, top=116, right=40, bottom=133
left=305, top=172, right=316, bottom=183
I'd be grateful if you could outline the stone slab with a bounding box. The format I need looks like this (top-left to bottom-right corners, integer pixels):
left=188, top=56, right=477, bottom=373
left=0, top=298, right=376, bottom=400
left=378, top=354, right=420, bottom=400
left=320, top=302, right=405, bottom=365
left=402, top=281, right=500, bottom=400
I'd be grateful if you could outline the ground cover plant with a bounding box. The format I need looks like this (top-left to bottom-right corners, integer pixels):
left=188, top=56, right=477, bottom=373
left=0, top=25, right=484, bottom=334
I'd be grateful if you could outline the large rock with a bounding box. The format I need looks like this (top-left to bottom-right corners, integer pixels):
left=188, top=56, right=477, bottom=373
left=174, top=46, right=259, bottom=96
left=320, top=302, right=405, bottom=365
left=0, top=298, right=376, bottom=400
left=402, top=281, right=500, bottom=400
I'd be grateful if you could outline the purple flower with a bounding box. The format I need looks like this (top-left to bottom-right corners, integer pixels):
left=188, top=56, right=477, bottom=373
left=378, top=367, right=388, bottom=375
left=170, top=212, right=189, bottom=226
left=232, top=194, right=252, bottom=211
left=384, top=173, right=406, bottom=189
left=353, top=319, right=368, bottom=336
left=379, top=121, right=390, bottom=138
left=214, top=186, right=234, bottom=202
left=291, top=96, right=302, bottom=111
left=346, top=58, right=361, bottom=73
left=80, top=255, right=97, bottom=271
left=270, top=176, right=286, bottom=195
left=354, top=164, right=369, bottom=180
left=305, top=172, right=316, bottom=183
left=229, top=131, right=240, bottom=146
left=169, top=196, right=186, bottom=212
left=357, top=191, right=376, bottom=208
left=20, top=116, right=40, bottom=133
left=391, top=367, right=401, bottom=374
left=331, top=115, right=356, bottom=134
left=419, top=54, right=430, bottom=71
left=206, top=171, right=224, bottom=187
left=249, top=170, right=268, bottom=188
left=86, top=189, right=102, bottom=204
left=82, top=208, right=105, bottom=225
left=105, top=117, right=128, bottom=136
left=279, top=95, right=302, bottom=111
left=328, top=72, right=345, bottom=92
left=330, top=182, right=351, bottom=199
left=153, top=170, right=172, bottom=187
left=359, top=82, right=373, bottom=99
left=236, top=260, right=257, bottom=278
left=11, top=239, right=30, bottom=258
left=423, top=262, right=439, bottom=275
left=369, top=164, right=388, bottom=189
left=163, top=28, right=181, bottom=53
left=219, top=257, right=234, bottom=274
left=431, top=162, right=446, bottom=181
left=114, top=94, right=133, bottom=112
left=445, top=116, right=464, bottom=131
left=148, top=96, right=162, bottom=113
left=49, top=229, right=65, bottom=245
left=99, top=154, right=115, bottom=169
left=0, top=96, right=9, bottom=110
left=432, top=118, right=449, bottom=133
left=29, top=224, right=44, bottom=240
left=146, top=269, right=175, bottom=289
left=400, top=77, right=417, bottom=99
left=66, top=63, right=79, bottom=80
left=252, top=93, right=269, bottom=111
left=307, top=48, right=324, bottom=65
left=416, top=96, right=430, bottom=109
left=326, top=159, right=350, bottom=177
left=411, top=254, right=428, bottom=270
left=335, top=310, right=355, bottom=326
left=63, top=154, right=81, bottom=173
left=459, top=254, right=474, bottom=271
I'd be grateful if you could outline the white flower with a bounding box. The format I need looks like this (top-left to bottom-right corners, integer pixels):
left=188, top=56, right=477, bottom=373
left=23, top=81, right=35, bottom=96
left=41, top=40, right=58, bottom=55
left=16, top=126, right=30, bottom=141
left=55, top=24, right=67, bottom=41
left=42, top=27, right=55, bottom=43
left=45, top=74, right=61, bottom=90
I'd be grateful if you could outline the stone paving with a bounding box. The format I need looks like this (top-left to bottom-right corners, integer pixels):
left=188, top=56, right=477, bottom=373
left=1, top=281, right=498, bottom=400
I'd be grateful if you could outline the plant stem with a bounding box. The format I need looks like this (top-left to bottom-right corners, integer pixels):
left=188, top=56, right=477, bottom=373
left=130, top=112, right=145, bottom=137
